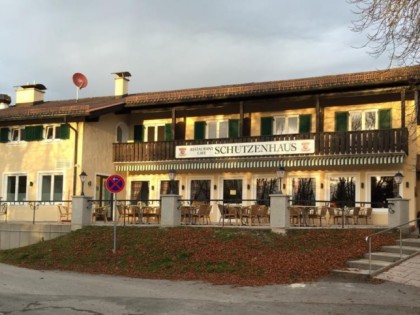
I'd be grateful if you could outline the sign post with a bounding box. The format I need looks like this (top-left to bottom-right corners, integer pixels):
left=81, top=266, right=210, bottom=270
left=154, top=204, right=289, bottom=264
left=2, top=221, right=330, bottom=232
left=105, top=174, right=125, bottom=253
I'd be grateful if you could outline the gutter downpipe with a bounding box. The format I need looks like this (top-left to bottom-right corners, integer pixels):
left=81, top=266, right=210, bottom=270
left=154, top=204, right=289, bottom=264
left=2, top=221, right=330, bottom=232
left=64, top=119, right=79, bottom=196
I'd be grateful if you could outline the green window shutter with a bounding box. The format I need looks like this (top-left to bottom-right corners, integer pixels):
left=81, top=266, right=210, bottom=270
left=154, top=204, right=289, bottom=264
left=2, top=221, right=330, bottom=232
left=379, top=109, right=391, bottom=129
left=335, top=112, right=348, bottom=132
left=164, top=123, right=172, bottom=141
left=261, top=117, right=273, bottom=136
left=194, top=121, right=206, bottom=140
left=0, top=128, right=9, bottom=143
left=299, top=114, right=311, bottom=133
left=58, top=124, right=70, bottom=139
left=133, top=125, right=143, bottom=142
left=228, top=119, right=239, bottom=138
left=34, top=126, right=43, bottom=141
left=25, top=126, right=33, bottom=141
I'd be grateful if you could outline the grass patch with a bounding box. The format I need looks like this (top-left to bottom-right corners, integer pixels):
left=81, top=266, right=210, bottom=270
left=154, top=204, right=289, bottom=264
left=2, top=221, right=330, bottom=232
left=0, top=226, right=397, bottom=286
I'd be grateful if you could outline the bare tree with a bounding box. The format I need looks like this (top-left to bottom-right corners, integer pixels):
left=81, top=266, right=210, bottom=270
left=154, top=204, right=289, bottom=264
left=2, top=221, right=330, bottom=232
left=350, top=0, right=420, bottom=66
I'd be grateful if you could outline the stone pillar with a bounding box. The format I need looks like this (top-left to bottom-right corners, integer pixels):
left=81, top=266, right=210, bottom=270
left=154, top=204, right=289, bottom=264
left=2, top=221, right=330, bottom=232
left=270, top=194, right=290, bottom=234
left=387, top=198, right=410, bottom=234
left=71, top=196, right=92, bottom=231
left=160, top=194, right=181, bottom=227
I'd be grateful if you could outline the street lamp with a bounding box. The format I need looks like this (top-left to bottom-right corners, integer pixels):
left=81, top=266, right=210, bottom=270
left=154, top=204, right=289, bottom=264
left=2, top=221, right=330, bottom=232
left=276, top=166, right=286, bottom=195
left=168, top=168, right=176, bottom=194
left=394, top=171, right=404, bottom=198
left=79, top=171, right=87, bottom=196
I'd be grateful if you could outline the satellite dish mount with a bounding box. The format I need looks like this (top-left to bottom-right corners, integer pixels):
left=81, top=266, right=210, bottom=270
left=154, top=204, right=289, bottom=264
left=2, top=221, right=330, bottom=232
left=72, top=73, right=88, bottom=101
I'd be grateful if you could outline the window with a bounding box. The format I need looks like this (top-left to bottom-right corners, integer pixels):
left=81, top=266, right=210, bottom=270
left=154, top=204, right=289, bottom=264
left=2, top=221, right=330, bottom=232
left=6, top=175, right=27, bottom=201
left=274, top=116, right=298, bottom=135
left=10, top=127, right=25, bottom=142
left=131, top=181, right=150, bottom=203
left=45, top=126, right=60, bottom=140
left=190, top=180, right=211, bottom=202
left=256, top=178, right=277, bottom=206
left=349, top=110, right=377, bottom=131
left=144, top=123, right=172, bottom=141
left=194, top=120, right=239, bottom=140
left=40, top=174, right=63, bottom=202
left=329, top=177, right=355, bottom=207
left=291, top=178, right=316, bottom=206
left=207, top=120, right=228, bottom=139
left=335, top=109, right=391, bottom=132
left=45, top=124, right=69, bottom=141
left=223, top=179, right=242, bottom=203
left=261, top=114, right=311, bottom=136
left=160, top=180, right=179, bottom=195
left=370, top=176, right=398, bottom=208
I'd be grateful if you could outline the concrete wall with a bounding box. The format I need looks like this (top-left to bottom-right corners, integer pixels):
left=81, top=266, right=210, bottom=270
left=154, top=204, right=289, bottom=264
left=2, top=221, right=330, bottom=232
left=0, top=223, right=71, bottom=250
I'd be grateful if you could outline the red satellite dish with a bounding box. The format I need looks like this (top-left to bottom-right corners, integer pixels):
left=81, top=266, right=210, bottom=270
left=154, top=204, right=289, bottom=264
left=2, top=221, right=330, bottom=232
left=72, top=73, right=88, bottom=89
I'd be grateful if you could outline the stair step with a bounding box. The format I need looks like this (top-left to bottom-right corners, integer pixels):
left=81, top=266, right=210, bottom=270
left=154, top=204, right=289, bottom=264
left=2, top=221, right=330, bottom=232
left=400, top=238, right=420, bottom=248
left=364, top=251, right=409, bottom=262
left=347, top=259, right=391, bottom=270
left=332, top=268, right=370, bottom=279
left=381, top=245, right=420, bottom=255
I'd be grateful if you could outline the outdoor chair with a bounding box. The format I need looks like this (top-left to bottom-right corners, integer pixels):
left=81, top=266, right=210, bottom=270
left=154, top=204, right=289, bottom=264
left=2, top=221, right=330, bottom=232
left=289, top=206, right=301, bottom=226
left=307, top=206, right=320, bottom=226
left=358, top=207, right=372, bottom=224
left=142, top=206, right=160, bottom=223
left=92, top=205, right=108, bottom=223
left=327, top=207, right=342, bottom=225
left=181, top=205, right=196, bottom=224
left=345, top=207, right=360, bottom=225
left=57, top=204, right=71, bottom=223
left=192, top=204, right=212, bottom=224
left=241, top=205, right=259, bottom=225
left=218, top=204, right=237, bottom=225
left=117, top=204, right=134, bottom=224
left=257, top=205, right=270, bottom=224
left=310, top=206, right=327, bottom=226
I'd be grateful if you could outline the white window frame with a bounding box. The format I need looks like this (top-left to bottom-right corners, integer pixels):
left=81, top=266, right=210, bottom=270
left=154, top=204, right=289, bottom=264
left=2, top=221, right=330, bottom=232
left=349, top=110, right=378, bottom=131
left=4, top=173, right=28, bottom=202
left=206, top=120, right=228, bottom=139
left=9, top=127, right=25, bottom=143
left=325, top=173, right=360, bottom=206
left=38, top=173, right=64, bottom=203
left=365, top=172, right=397, bottom=213
left=144, top=123, right=165, bottom=142
left=273, top=115, right=299, bottom=135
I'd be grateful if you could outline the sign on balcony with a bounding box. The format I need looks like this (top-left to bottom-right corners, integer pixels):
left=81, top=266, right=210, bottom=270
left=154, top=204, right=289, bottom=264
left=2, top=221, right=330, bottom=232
left=176, top=139, right=315, bottom=159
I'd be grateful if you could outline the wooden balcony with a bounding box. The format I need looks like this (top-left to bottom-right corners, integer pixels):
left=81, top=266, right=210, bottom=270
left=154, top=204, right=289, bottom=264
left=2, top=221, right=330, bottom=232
left=113, top=128, right=409, bottom=163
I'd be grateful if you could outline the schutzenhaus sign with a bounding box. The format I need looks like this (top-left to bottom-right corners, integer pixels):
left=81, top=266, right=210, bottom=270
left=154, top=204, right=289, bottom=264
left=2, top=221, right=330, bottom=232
left=176, top=140, right=315, bottom=159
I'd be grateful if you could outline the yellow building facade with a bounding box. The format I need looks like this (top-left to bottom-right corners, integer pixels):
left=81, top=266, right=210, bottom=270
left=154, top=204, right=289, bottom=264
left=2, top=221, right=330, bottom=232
left=0, top=67, right=419, bottom=225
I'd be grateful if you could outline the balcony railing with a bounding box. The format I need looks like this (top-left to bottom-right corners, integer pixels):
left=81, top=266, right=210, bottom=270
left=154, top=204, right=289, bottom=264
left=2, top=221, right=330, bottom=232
left=113, top=128, right=408, bottom=163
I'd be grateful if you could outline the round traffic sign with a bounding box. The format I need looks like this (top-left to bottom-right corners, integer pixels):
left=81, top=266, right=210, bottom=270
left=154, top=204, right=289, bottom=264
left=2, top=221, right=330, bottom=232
left=106, top=174, right=125, bottom=193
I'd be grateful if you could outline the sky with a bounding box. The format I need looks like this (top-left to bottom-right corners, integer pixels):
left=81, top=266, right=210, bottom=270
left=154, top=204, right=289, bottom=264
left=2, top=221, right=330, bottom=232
left=0, top=0, right=391, bottom=103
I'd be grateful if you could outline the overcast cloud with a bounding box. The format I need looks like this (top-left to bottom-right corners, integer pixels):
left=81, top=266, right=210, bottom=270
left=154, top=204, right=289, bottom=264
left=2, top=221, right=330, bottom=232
left=0, top=0, right=390, bottom=102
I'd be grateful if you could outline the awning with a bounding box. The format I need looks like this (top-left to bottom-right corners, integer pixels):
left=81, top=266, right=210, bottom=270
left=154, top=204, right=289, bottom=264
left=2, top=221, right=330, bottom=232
left=115, top=153, right=406, bottom=173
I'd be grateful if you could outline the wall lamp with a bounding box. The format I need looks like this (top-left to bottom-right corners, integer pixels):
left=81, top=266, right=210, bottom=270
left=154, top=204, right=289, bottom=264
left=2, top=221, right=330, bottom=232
left=276, top=165, right=286, bottom=195
left=394, top=171, right=404, bottom=198
left=79, top=171, right=87, bottom=196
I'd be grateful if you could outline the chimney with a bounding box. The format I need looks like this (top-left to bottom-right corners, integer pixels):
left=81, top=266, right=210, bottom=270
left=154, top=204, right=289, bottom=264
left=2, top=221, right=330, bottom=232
left=0, top=94, right=11, bottom=109
left=15, top=83, right=46, bottom=106
left=112, top=71, right=131, bottom=97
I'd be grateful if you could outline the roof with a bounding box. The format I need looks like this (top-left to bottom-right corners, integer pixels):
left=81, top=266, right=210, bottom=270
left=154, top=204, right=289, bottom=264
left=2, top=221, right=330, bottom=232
left=126, top=65, right=420, bottom=106
left=0, top=96, right=125, bottom=123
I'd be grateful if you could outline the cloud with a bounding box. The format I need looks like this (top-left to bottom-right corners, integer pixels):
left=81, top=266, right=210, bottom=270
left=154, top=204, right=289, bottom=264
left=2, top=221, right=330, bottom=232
left=0, top=0, right=390, bottom=103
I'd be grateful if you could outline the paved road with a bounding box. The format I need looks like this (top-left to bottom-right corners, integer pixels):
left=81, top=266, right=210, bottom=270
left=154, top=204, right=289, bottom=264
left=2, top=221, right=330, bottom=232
left=0, top=263, right=420, bottom=315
